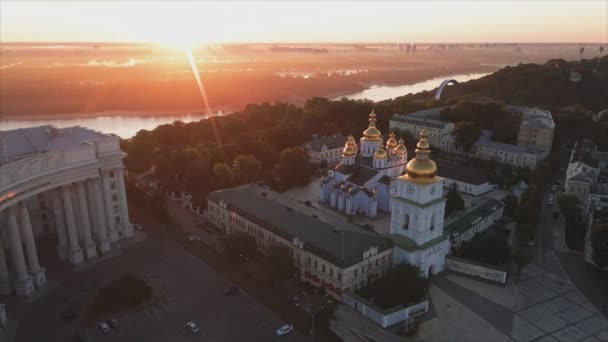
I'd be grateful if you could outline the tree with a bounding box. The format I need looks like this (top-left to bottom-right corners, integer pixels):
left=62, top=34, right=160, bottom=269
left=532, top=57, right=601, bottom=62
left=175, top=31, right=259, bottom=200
left=356, top=262, right=428, bottom=309
left=591, top=224, right=608, bottom=268
left=445, top=188, right=465, bottom=217
left=511, top=250, right=532, bottom=276
left=557, top=193, right=579, bottom=220
left=319, top=122, right=338, bottom=136
left=265, top=245, right=296, bottom=281
left=454, top=232, right=511, bottom=267
left=224, top=232, right=257, bottom=262
left=233, top=154, right=262, bottom=184
left=452, top=121, right=481, bottom=153
left=279, top=147, right=312, bottom=189
left=212, top=162, right=235, bottom=189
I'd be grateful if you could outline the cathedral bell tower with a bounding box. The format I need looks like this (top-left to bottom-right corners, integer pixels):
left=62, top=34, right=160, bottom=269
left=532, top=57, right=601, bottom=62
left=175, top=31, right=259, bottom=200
left=360, top=110, right=383, bottom=157
left=390, top=129, right=445, bottom=245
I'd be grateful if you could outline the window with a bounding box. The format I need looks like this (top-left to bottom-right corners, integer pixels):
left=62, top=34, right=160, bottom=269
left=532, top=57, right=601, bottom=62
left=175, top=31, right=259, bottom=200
left=113, top=205, right=120, bottom=214
left=354, top=269, right=358, bottom=277
left=330, top=268, right=334, bottom=277
left=403, top=214, right=409, bottom=230
left=115, top=216, right=121, bottom=224
left=109, top=171, right=115, bottom=178
left=314, top=260, right=318, bottom=269
left=112, top=194, right=118, bottom=202
left=111, top=181, right=117, bottom=190
left=337, top=273, right=342, bottom=281
left=307, top=257, right=311, bottom=265
left=375, top=260, right=379, bottom=267
left=322, top=265, right=326, bottom=273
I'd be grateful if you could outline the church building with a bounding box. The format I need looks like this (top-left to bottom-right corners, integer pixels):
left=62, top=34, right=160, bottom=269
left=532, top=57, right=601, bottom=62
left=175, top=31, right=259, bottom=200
left=319, top=111, right=407, bottom=217
left=389, top=129, right=450, bottom=276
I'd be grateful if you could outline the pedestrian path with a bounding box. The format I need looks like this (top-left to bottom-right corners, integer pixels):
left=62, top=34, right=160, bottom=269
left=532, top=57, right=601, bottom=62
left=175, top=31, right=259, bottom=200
left=511, top=264, right=608, bottom=342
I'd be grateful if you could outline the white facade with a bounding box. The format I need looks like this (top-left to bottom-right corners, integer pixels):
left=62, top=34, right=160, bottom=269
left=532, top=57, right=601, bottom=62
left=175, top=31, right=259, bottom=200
left=302, top=135, right=346, bottom=167
left=0, top=126, right=133, bottom=297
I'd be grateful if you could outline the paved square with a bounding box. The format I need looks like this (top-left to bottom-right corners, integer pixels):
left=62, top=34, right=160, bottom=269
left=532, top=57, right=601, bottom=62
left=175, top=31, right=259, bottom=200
left=535, top=315, right=569, bottom=333
left=552, top=325, right=590, bottom=342
left=520, top=305, right=553, bottom=323
left=512, top=322, right=545, bottom=342
left=536, top=335, right=559, bottom=342
left=542, top=297, right=575, bottom=313
left=594, top=329, right=608, bottom=341
left=577, top=315, right=608, bottom=335
left=558, top=305, right=594, bottom=324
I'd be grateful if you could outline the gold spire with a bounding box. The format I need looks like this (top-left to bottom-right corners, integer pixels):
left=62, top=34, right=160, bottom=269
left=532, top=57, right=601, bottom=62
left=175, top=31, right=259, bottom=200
left=394, top=137, right=407, bottom=155
left=343, top=136, right=356, bottom=156
left=362, top=110, right=382, bottom=141
left=374, top=146, right=387, bottom=159
left=386, top=132, right=398, bottom=148
left=404, top=129, right=437, bottom=182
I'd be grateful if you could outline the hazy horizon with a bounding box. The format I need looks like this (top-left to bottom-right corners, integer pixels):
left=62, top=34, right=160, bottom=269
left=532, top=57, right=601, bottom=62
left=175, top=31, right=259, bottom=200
left=1, top=1, right=606, bottom=45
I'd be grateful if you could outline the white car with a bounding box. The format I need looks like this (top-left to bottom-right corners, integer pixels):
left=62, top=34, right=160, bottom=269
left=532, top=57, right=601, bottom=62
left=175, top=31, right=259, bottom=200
left=552, top=185, right=558, bottom=191
left=185, top=322, right=200, bottom=334
left=276, top=324, right=294, bottom=336
left=133, top=224, right=143, bottom=231
left=98, top=321, right=110, bottom=334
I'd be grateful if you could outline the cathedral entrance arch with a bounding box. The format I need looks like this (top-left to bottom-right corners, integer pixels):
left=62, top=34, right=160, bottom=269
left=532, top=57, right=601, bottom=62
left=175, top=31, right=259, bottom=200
left=428, top=265, right=435, bottom=277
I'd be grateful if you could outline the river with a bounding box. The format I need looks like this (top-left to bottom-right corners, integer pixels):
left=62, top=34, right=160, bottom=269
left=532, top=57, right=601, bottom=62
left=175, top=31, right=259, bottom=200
left=1, top=72, right=489, bottom=138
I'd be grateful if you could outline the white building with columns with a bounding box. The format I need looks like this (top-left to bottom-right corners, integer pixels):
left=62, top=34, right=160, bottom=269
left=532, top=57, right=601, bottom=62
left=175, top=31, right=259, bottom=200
left=0, top=125, right=133, bottom=297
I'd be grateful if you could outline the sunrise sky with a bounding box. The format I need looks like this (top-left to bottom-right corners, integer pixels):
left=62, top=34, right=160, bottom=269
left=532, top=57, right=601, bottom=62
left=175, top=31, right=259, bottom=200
left=1, top=0, right=607, bottom=44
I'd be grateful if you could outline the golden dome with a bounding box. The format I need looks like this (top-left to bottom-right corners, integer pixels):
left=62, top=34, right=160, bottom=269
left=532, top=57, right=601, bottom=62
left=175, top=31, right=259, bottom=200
left=394, top=138, right=407, bottom=155
left=386, top=132, right=398, bottom=148
left=405, top=129, right=437, bottom=180
left=343, top=144, right=356, bottom=156
left=362, top=110, right=382, bottom=141
left=374, top=146, right=387, bottom=159
left=346, top=135, right=358, bottom=150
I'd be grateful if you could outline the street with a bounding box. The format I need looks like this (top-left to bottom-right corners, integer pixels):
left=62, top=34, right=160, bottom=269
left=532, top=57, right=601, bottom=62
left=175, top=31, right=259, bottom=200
left=14, top=220, right=308, bottom=342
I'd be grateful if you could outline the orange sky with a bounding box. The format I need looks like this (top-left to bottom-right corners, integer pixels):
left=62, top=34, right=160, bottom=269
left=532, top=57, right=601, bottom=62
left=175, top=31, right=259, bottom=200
left=1, top=1, right=607, bottom=44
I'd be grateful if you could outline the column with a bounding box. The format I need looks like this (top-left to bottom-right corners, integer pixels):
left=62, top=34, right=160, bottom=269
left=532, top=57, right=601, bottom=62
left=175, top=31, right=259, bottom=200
left=51, top=189, right=68, bottom=260
left=116, top=168, right=134, bottom=238
left=6, top=206, right=34, bottom=297
left=62, top=185, right=84, bottom=265
left=19, top=202, right=47, bottom=287
left=90, top=178, right=111, bottom=253
left=0, top=237, right=11, bottom=295
left=76, top=181, right=97, bottom=259
left=101, top=171, right=119, bottom=242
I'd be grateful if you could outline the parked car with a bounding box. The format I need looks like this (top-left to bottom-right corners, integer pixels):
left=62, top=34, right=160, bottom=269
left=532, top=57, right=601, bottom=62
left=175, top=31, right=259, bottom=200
left=551, top=185, right=558, bottom=191
left=185, top=322, right=200, bottom=334
left=223, top=286, right=239, bottom=296
left=98, top=321, right=110, bottom=334
left=276, top=324, right=294, bottom=336
left=187, top=234, right=201, bottom=241
left=133, top=224, right=143, bottom=231
left=108, top=318, right=120, bottom=329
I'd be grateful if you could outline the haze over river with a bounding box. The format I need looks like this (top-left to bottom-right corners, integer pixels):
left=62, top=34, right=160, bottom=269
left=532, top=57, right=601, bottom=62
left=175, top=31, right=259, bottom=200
left=1, top=72, right=489, bottom=138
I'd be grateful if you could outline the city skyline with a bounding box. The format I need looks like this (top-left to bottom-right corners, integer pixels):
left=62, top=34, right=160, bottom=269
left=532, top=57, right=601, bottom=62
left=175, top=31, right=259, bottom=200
left=1, top=1, right=607, bottom=45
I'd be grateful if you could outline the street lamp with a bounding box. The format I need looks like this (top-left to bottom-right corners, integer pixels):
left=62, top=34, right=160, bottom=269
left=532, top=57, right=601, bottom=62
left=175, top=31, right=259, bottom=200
left=294, top=291, right=333, bottom=342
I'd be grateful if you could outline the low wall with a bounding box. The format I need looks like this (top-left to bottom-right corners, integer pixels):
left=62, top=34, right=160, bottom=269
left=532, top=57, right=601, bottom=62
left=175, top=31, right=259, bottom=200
left=342, top=290, right=429, bottom=328
left=445, top=255, right=508, bottom=285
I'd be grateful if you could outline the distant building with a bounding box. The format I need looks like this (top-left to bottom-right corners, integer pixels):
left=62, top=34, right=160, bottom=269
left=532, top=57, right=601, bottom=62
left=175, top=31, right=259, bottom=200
left=444, top=198, right=504, bottom=249
left=0, top=125, right=133, bottom=297
left=301, top=134, right=347, bottom=167
left=389, top=105, right=554, bottom=169
left=436, top=160, right=493, bottom=196
left=205, top=184, right=393, bottom=299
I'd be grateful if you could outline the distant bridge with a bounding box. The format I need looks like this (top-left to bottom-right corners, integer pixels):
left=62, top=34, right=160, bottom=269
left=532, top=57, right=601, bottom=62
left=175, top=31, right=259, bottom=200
left=434, top=79, right=458, bottom=100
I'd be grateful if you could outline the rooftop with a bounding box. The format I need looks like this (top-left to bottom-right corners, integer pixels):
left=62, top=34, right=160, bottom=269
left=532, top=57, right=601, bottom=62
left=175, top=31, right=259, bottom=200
left=208, top=184, right=393, bottom=268
left=435, top=160, right=489, bottom=185
left=302, top=135, right=347, bottom=152
left=444, top=198, right=504, bottom=237
left=0, top=125, right=109, bottom=164
left=334, top=163, right=380, bottom=186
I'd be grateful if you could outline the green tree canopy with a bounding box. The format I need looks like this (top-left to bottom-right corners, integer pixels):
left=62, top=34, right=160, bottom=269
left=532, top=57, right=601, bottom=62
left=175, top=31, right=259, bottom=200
left=454, top=232, right=511, bottom=267
left=445, top=188, right=465, bottom=217
left=591, top=224, right=608, bottom=268
left=356, top=263, right=428, bottom=309
left=212, top=162, right=235, bottom=189
left=233, top=154, right=262, bottom=184
left=265, top=245, right=296, bottom=281
left=279, top=147, right=312, bottom=189
left=224, top=232, right=257, bottom=263
left=557, top=193, right=579, bottom=219
left=452, top=121, right=481, bottom=152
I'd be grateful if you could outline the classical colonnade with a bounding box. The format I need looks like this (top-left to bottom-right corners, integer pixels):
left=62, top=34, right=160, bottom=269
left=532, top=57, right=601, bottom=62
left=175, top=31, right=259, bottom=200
left=0, top=168, right=132, bottom=297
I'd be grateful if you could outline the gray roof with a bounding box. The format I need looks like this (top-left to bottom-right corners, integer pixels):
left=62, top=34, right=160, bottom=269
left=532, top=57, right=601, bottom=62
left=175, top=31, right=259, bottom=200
left=208, top=184, right=393, bottom=268
left=334, top=163, right=379, bottom=186
left=0, top=125, right=109, bottom=163
left=436, top=160, right=489, bottom=185
left=445, top=198, right=504, bottom=237
left=477, top=130, right=539, bottom=155
left=303, top=135, right=346, bottom=152
left=391, top=107, right=451, bottom=129
left=518, top=107, right=555, bottom=129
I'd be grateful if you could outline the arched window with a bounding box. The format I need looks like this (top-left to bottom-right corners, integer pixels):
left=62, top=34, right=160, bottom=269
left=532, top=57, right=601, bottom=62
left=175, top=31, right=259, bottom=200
left=403, top=214, right=409, bottom=230
left=430, top=214, right=436, bottom=231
